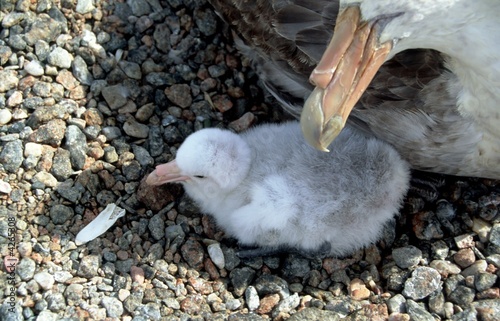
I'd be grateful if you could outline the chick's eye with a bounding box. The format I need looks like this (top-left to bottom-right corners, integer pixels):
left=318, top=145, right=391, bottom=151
left=194, top=175, right=205, bottom=179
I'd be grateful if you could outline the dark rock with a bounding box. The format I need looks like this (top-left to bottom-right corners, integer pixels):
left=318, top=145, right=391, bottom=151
left=230, top=267, right=256, bottom=297
left=49, top=204, right=74, bottom=224
left=137, top=178, right=183, bottom=212
left=282, top=254, right=311, bottom=278
left=181, top=238, right=205, bottom=269
left=145, top=125, right=164, bottom=157
left=254, top=274, right=290, bottom=298
left=392, top=245, right=423, bottom=269
left=193, top=8, right=217, bottom=36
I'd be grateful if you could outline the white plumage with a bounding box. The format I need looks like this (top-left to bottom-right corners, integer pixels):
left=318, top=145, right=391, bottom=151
left=147, top=122, right=410, bottom=256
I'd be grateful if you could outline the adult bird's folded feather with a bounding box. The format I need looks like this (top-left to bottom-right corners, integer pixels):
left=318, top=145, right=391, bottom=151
left=147, top=122, right=410, bottom=256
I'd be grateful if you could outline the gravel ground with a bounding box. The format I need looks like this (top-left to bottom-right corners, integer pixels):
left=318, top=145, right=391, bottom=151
left=0, top=0, right=499, bottom=320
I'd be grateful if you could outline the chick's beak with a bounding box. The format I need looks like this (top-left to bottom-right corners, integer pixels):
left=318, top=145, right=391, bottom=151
left=146, top=160, right=189, bottom=185
left=300, top=5, right=393, bottom=151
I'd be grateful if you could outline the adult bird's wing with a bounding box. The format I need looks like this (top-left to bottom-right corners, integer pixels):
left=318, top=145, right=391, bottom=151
left=209, top=0, right=484, bottom=177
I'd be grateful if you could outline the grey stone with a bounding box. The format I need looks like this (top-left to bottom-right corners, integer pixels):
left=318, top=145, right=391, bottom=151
left=0, top=109, right=12, bottom=125
left=145, top=125, right=163, bottom=157
left=288, top=308, right=343, bottom=321
left=208, top=64, right=227, bottom=78
left=273, top=293, right=300, bottom=317
left=226, top=299, right=242, bottom=311
left=131, top=145, right=153, bottom=167
left=472, top=299, right=500, bottom=321
left=116, top=258, right=134, bottom=274
left=148, top=213, right=165, bottom=240
left=122, top=160, right=141, bottom=181
left=103, top=146, right=119, bottom=163
left=448, top=285, right=476, bottom=306
left=35, top=310, right=58, bottom=321
left=7, top=35, right=27, bottom=50
left=23, top=97, right=45, bottom=110
left=153, top=23, right=171, bottom=53
left=35, top=40, right=50, bottom=61
left=33, top=271, right=55, bottom=290
left=451, top=308, right=477, bottom=321
left=46, top=292, right=66, bottom=312
left=33, top=171, right=58, bottom=188
left=163, top=125, right=183, bottom=144
left=102, top=85, right=129, bottom=109
left=245, top=286, right=260, bottom=311
left=462, top=260, right=488, bottom=277
left=127, top=0, right=151, bottom=16
left=0, top=70, right=19, bottom=92
left=135, top=103, right=155, bottom=122
left=56, top=180, right=84, bottom=203
left=75, top=0, right=95, bottom=14
left=32, top=82, right=52, bottom=97
left=1, top=12, right=25, bottom=28
left=29, top=118, right=66, bottom=146
left=221, top=245, right=240, bottom=271
left=16, top=257, right=36, bottom=281
left=24, top=13, right=63, bottom=45
left=124, top=291, right=144, bottom=313
left=64, top=283, right=84, bottom=306
left=65, top=125, right=87, bottom=170
left=403, top=267, right=442, bottom=300
left=26, top=104, right=67, bottom=128
left=490, top=223, right=500, bottom=247
left=77, top=255, right=101, bottom=278
left=428, top=292, right=445, bottom=317
left=207, top=243, right=225, bottom=270
left=101, top=297, right=124, bottom=318
left=102, top=126, right=122, bottom=141
left=47, top=47, right=73, bottom=69
left=123, top=117, right=149, bottom=138
left=51, top=148, right=73, bottom=180
left=0, top=140, right=23, bottom=173
left=136, top=303, right=161, bottom=321
left=392, top=245, right=422, bottom=269
left=119, top=60, right=142, bottom=79
left=474, top=272, right=497, bottom=292
left=165, top=224, right=186, bottom=252
left=54, top=271, right=73, bottom=283
left=387, top=293, right=406, bottom=313
left=0, top=301, right=23, bottom=321
left=72, top=55, right=94, bottom=85
left=0, top=46, right=12, bottom=65
left=25, top=60, right=45, bottom=76
left=406, top=300, right=435, bottom=321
